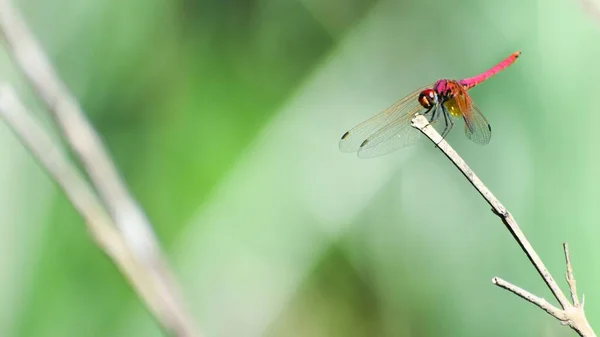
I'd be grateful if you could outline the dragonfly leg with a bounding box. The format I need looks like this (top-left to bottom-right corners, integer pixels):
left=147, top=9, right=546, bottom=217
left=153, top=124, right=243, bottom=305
left=435, top=107, right=454, bottom=147
left=440, top=109, right=450, bottom=138
left=444, top=104, right=456, bottom=138
left=428, top=104, right=440, bottom=123
left=443, top=116, right=455, bottom=139
left=421, top=106, right=433, bottom=123
left=434, top=111, right=448, bottom=148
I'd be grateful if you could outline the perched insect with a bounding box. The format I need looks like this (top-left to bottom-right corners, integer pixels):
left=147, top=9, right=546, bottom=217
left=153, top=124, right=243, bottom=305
left=339, top=51, right=521, bottom=158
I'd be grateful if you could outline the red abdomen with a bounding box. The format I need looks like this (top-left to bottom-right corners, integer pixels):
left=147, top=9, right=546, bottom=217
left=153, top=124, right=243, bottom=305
left=459, top=51, right=521, bottom=90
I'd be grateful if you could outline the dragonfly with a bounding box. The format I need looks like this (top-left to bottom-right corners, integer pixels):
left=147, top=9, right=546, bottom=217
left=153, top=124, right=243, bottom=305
left=339, top=51, right=521, bottom=158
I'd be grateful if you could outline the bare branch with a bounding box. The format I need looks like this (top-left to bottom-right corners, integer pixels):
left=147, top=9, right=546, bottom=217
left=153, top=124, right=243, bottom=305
left=492, top=277, right=566, bottom=320
left=564, top=243, right=581, bottom=307
left=580, top=0, right=600, bottom=24
left=0, top=86, right=198, bottom=335
left=0, top=0, right=157, bottom=268
left=411, top=114, right=596, bottom=337
left=0, top=1, right=200, bottom=335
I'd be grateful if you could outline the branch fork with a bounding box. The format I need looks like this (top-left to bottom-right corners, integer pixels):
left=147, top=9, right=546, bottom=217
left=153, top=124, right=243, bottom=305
left=411, top=114, right=596, bottom=337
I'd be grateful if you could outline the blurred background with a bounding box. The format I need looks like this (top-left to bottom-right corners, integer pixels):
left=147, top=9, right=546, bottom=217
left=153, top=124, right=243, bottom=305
left=0, top=0, right=599, bottom=336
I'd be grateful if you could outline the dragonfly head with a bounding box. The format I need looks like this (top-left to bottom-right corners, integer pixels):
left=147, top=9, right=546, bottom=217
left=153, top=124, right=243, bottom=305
left=418, top=88, right=438, bottom=110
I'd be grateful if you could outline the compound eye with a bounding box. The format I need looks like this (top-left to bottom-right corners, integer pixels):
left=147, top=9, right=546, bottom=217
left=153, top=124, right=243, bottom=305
left=418, top=89, right=437, bottom=109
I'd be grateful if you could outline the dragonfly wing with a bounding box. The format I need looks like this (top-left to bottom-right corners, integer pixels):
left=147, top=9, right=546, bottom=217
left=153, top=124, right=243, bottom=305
left=463, top=101, right=492, bottom=145
left=339, top=83, right=433, bottom=153
left=339, top=106, right=405, bottom=153
left=357, top=103, right=426, bottom=158
left=453, top=85, right=492, bottom=145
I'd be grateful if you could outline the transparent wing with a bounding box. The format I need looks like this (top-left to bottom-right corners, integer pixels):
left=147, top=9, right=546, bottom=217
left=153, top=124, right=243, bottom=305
left=463, top=102, right=491, bottom=144
left=452, top=84, right=492, bottom=145
left=357, top=103, right=426, bottom=158
left=357, top=105, right=449, bottom=158
left=339, top=83, right=433, bottom=154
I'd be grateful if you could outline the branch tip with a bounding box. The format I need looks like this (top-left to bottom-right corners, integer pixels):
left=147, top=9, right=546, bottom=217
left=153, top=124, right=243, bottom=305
left=563, top=242, right=580, bottom=307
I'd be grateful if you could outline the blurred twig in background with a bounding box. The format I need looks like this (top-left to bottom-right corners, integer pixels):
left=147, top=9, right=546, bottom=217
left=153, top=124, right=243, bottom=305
left=581, top=0, right=600, bottom=23
left=0, top=1, right=200, bottom=336
left=411, top=114, right=596, bottom=337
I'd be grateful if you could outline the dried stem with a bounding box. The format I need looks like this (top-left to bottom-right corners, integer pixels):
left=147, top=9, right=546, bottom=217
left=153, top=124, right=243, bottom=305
left=564, top=243, right=581, bottom=307
left=0, top=85, right=184, bottom=335
left=492, top=277, right=565, bottom=320
left=411, top=114, right=596, bottom=337
left=580, top=0, right=600, bottom=23
left=0, top=1, right=199, bottom=336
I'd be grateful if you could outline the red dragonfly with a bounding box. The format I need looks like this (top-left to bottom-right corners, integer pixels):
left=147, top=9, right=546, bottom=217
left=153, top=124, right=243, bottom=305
left=339, top=51, right=521, bottom=158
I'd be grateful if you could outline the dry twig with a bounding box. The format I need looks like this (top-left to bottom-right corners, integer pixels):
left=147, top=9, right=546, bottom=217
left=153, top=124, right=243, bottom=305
left=0, top=85, right=190, bottom=335
left=0, top=1, right=199, bottom=336
left=411, top=114, right=595, bottom=337
left=580, top=0, right=600, bottom=23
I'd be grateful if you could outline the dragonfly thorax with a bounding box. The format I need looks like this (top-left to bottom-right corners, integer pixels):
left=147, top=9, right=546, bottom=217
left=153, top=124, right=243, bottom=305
left=418, top=88, right=438, bottom=109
